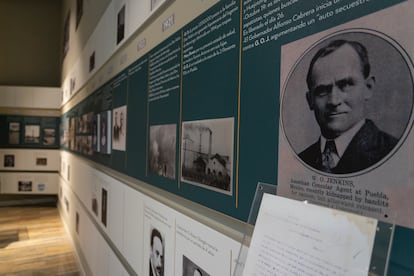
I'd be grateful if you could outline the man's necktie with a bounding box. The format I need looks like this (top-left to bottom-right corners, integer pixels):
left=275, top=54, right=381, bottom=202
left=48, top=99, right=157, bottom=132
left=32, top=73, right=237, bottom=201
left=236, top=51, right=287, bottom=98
left=322, top=140, right=337, bottom=172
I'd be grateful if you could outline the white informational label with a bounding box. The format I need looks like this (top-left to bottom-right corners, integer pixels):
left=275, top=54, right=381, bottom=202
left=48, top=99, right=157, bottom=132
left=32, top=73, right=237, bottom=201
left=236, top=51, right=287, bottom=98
left=243, top=194, right=377, bottom=276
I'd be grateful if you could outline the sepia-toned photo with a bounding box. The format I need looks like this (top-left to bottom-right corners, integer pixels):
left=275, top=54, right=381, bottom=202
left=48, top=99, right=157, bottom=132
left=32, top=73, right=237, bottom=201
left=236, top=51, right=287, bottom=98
left=18, top=181, right=32, bottom=192
left=181, top=117, right=234, bottom=194
left=24, top=125, right=40, bottom=144
left=36, top=157, right=47, bottom=166
left=43, top=128, right=56, bottom=145
left=4, top=154, right=15, bottom=167
left=112, top=105, right=127, bottom=151
left=182, top=255, right=210, bottom=276
left=149, top=227, right=164, bottom=276
left=149, top=124, right=176, bottom=179
left=8, top=122, right=20, bottom=144
left=281, top=30, right=413, bottom=175
left=117, top=5, right=125, bottom=45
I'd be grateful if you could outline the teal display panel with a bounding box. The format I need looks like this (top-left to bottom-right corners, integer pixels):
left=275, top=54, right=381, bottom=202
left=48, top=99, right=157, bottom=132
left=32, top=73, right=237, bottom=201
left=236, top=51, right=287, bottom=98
left=125, top=57, right=149, bottom=180
left=145, top=32, right=182, bottom=192
left=60, top=1, right=414, bottom=273
left=0, top=115, right=60, bottom=148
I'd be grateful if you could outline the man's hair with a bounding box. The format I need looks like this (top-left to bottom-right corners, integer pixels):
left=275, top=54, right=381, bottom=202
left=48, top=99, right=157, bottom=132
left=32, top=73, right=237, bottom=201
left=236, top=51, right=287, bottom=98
left=150, top=228, right=163, bottom=247
left=306, top=39, right=371, bottom=89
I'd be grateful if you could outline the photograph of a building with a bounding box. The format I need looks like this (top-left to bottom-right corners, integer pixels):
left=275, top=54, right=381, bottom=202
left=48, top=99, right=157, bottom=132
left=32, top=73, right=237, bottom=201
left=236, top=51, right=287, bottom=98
left=181, top=117, right=234, bottom=194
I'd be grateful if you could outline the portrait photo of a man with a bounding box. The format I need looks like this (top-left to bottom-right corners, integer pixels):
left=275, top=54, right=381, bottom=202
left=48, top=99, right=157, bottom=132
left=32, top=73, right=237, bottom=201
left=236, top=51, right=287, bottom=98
left=281, top=31, right=413, bottom=175
left=149, top=227, right=164, bottom=276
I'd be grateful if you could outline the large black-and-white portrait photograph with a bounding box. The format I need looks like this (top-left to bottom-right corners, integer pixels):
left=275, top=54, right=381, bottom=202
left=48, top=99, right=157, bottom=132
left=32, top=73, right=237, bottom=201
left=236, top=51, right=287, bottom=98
left=182, top=255, right=210, bottom=276
left=8, top=122, right=20, bottom=145
left=24, top=125, right=40, bottom=144
left=149, top=226, right=165, bottom=276
left=281, top=30, right=413, bottom=176
left=181, top=117, right=234, bottom=194
left=149, top=124, right=176, bottom=179
left=112, top=105, right=127, bottom=151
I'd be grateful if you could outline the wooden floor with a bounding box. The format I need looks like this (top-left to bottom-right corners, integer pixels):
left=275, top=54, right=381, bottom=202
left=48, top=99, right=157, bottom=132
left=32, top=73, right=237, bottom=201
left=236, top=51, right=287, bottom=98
left=0, top=206, right=80, bottom=275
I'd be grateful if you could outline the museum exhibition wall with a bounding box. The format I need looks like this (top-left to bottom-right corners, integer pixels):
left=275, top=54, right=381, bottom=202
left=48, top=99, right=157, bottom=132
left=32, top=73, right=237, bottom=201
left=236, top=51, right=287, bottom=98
left=27, top=0, right=414, bottom=275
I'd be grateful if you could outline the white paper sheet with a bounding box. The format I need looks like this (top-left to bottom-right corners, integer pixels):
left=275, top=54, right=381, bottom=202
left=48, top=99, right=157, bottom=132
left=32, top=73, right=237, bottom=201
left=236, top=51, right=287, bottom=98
left=243, top=194, right=377, bottom=276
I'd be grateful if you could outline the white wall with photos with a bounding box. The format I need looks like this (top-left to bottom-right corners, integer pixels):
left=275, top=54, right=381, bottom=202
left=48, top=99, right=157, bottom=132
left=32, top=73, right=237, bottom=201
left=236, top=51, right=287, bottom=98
left=59, top=151, right=241, bottom=275
left=0, top=149, right=59, bottom=171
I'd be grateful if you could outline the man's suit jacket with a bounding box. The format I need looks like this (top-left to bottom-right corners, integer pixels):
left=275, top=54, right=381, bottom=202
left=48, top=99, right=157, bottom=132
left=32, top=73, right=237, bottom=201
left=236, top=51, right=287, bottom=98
left=299, top=120, right=398, bottom=174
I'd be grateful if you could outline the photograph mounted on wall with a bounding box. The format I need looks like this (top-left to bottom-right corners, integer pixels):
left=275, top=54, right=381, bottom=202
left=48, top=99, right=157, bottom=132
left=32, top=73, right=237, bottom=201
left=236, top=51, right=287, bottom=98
left=99, top=110, right=112, bottom=154
left=18, top=181, right=32, bottom=192
left=43, top=128, right=56, bottom=145
left=181, top=117, right=234, bottom=194
left=24, top=125, right=40, bottom=144
left=112, top=105, right=127, bottom=151
left=4, top=154, right=15, bottom=168
left=149, top=124, right=176, bottom=179
left=8, top=122, right=20, bottom=144
left=116, top=5, right=125, bottom=45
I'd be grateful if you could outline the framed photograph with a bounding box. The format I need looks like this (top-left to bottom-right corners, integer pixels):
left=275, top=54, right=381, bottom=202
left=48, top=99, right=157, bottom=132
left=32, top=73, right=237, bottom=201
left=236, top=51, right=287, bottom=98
left=117, top=5, right=125, bottom=45
left=36, top=157, right=47, bottom=166
left=99, top=110, right=112, bottom=154
left=43, top=128, right=56, bottom=145
left=112, top=105, right=127, bottom=151
left=18, top=181, right=32, bottom=192
left=8, top=122, right=20, bottom=144
left=4, top=154, right=15, bottom=167
left=182, top=255, right=210, bottom=276
left=75, top=211, right=80, bottom=234
left=149, top=124, right=176, bottom=179
left=101, top=188, right=108, bottom=227
left=181, top=117, right=234, bottom=194
left=24, top=125, right=40, bottom=144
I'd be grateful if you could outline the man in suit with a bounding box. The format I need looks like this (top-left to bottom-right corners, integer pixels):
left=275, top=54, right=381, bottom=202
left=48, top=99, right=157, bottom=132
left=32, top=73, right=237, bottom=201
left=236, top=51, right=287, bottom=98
left=149, top=228, right=164, bottom=276
left=299, top=39, right=398, bottom=174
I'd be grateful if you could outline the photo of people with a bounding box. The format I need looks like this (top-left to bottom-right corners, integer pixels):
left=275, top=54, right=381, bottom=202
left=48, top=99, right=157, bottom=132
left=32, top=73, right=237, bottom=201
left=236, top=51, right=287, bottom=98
left=182, top=255, right=209, bottom=276
left=149, top=124, right=176, bottom=179
left=149, top=227, right=164, bottom=276
left=18, top=181, right=32, bottom=192
left=181, top=117, right=234, bottom=194
left=36, top=157, right=47, bottom=166
left=99, top=110, right=112, bottom=154
left=24, top=125, right=40, bottom=144
left=8, top=122, right=20, bottom=144
left=281, top=31, right=413, bottom=175
left=4, top=154, right=15, bottom=167
left=112, top=105, right=127, bottom=151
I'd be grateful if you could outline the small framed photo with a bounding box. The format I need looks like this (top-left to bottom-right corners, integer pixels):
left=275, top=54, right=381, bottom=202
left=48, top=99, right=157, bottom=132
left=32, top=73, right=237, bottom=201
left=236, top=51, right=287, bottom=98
left=36, top=157, right=47, bottom=166
left=4, top=154, right=15, bottom=167
left=8, top=122, right=20, bottom=144
left=18, top=181, right=32, bottom=192
left=24, top=125, right=40, bottom=144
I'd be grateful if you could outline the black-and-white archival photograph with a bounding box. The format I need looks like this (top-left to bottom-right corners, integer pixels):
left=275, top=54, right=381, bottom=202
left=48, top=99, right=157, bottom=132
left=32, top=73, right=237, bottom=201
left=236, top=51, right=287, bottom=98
left=112, top=105, right=127, bottom=151
left=99, top=110, right=112, bottom=154
left=43, top=128, right=56, bottom=145
left=149, top=227, right=165, bottom=276
left=4, top=154, right=15, bottom=168
left=8, top=122, right=20, bottom=144
left=92, top=114, right=100, bottom=152
left=117, top=5, right=125, bottom=45
left=281, top=30, right=413, bottom=175
left=182, top=255, right=210, bottom=276
left=18, top=181, right=32, bottom=192
left=149, top=124, right=176, bottom=179
left=24, top=125, right=40, bottom=144
left=181, top=117, right=234, bottom=194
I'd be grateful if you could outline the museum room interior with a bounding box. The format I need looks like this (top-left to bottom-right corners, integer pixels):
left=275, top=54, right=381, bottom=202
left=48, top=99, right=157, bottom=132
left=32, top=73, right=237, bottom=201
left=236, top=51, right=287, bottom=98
left=1, top=0, right=414, bottom=275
